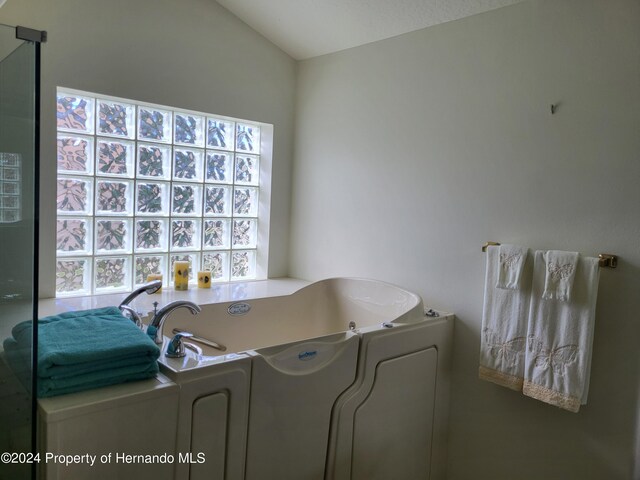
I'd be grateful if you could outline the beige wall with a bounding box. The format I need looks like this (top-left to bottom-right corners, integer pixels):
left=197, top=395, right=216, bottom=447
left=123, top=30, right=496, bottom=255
left=0, top=0, right=297, bottom=297
left=291, top=0, right=640, bottom=478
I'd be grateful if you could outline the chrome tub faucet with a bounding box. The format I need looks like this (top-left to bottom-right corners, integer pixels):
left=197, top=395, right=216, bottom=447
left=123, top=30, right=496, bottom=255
left=148, top=300, right=201, bottom=345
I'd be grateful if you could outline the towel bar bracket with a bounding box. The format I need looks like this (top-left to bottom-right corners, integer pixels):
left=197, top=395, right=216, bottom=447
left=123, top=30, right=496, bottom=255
left=481, top=241, right=500, bottom=252
left=598, top=254, right=617, bottom=269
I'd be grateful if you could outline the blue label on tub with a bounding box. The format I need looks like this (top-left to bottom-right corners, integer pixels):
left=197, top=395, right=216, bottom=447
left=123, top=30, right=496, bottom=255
left=228, top=302, right=251, bottom=316
left=298, top=350, right=317, bottom=361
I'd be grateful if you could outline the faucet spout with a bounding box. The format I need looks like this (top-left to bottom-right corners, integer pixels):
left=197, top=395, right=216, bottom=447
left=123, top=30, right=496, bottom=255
left=119, top=280, right=162, bottom=308
left=148, top=300, right=201, bottom=344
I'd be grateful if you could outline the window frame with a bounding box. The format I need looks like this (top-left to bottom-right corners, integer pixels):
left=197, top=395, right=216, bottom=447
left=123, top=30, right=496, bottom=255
left=54, top=87, right=271, bottom=297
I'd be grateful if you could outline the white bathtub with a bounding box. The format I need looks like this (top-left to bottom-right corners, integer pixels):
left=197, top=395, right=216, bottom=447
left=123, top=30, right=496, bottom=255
left=155, top=277, right=453, bottom=480
left=161, top=277, right=423, bottom=356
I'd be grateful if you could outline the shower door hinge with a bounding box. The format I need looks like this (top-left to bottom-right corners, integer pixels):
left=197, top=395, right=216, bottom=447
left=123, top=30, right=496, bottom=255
left=16, top=26, right=47, bottom=43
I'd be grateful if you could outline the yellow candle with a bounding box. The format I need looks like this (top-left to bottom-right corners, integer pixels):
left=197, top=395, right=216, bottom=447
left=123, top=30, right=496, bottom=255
left=174, top=261, right=189, bottom=291
left=198, top=271, right=212, bottom=288
left=146, top=274, right=163, bottom=293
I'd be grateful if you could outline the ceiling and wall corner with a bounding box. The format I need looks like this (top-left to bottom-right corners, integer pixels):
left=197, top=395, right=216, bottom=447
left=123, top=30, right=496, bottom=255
left=215, top=0, right=527, bottom=60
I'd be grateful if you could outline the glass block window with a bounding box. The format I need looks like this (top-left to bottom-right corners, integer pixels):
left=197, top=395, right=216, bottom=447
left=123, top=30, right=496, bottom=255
left=0, top=153, right=22, bottom=223
left=55, top=88, right=264, bottom=296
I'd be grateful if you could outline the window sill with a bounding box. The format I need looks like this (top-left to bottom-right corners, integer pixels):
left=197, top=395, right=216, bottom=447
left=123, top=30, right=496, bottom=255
left=38, top=277, right=309, bottom=318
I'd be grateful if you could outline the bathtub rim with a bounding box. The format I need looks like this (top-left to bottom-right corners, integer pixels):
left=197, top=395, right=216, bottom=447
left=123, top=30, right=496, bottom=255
left=38, top=276, right=424, bottom=321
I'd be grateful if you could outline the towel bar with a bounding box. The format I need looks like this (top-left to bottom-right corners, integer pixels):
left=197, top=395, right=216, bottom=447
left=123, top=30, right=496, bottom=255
left=481, top=242, right=618, bottom=269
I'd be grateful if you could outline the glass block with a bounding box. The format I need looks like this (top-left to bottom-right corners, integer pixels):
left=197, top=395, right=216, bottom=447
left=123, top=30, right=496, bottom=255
left=56, top=218, right=92, bottom=256
left=136, top=182, right=169, bottom=216
left=1, top=182, right=19, bottom=195
left=95, top=218, right=132, bottom=254
left=134, top=255, right=167, bottom=287
left=174, top=113, right=204, bottom=147
left=232, top=219, right=257, bottom=249
left=205, top=151, right=233, bottom=183
left=137, top=143, right=171, bottom=180
left=94, top=256, right=132, bottom=293
left=57, top=134, right=94, bottom=174
left=56, top=257, right=92, bottom=296
left=231, top=250, right=256, bottom=280
left=202, top=251, right=230, bottom=282
left=96, top=139, right=135, bottom=177
left=171, top=184, right=202, bottom=216
left=206, top=118, right=235, bottom=151
left=0, top=152, right=20, bottom=167
left=56, top=93, right=95, bottom=134
left=138, top=107, right=172, bottom=143
left=1, top=210, right=20, bottom=223
left=204, top=186, right=231, bottom=216
left=170, top=253, right=199, bottom=284
left=97, top=99, right=135, bottom=138
left=170, top=219, right=201, bottom=251
left=236, top=123, right=260, bottom=154
left=2, top=196, right=19, bottom=209
left=2, top=166, right=20, bottom=181
left=234, top=154, right=259, bottom=185
left=203, top=219, right=231, bottom=249
left=233, top=187, right=259, bottom=217
left=95, top=179, right=133, bottom=215
left=173, top=148, right=204, bottom=182
left=57, top=177, right=93, bottom=215
left=134, top=219, right=168, bottom=252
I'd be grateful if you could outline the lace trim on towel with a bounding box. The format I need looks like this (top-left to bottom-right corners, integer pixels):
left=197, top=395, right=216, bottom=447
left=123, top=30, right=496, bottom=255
left=479, top=366, right=523, bottom=391
left=523, top=380, right=580, bottom=413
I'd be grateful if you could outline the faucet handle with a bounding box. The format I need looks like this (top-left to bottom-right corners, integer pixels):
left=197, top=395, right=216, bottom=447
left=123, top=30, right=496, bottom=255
left=165, top=331, right=193, bottom=358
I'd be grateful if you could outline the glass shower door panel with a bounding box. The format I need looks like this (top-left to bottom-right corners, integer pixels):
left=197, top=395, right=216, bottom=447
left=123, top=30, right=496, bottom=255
left=0, top=24, right=37, bottom=480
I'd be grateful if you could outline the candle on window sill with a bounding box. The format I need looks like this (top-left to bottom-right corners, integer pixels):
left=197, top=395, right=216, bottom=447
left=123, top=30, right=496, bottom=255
left=146, top=274, right=163, bottom=293
left=198, top=271, right=211, bottom=288
left=174, top=261, right=189, bottom=291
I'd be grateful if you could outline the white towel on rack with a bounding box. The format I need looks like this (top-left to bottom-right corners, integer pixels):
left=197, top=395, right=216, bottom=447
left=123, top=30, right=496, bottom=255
left=523, top=251, right=600, bottom=412
left=542, top=250, right=579, bottom=301
left=496, top=244, right=528, bottom=290
left=479, top=245, right=533, bottom=390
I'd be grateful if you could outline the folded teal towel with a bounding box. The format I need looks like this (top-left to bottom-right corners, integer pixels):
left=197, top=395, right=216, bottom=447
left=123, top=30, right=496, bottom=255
left=4, top=338, right=158, bottom=397
left=37, top=362, right=159, bottom=398
left=9, top=307, right=160, bottom=397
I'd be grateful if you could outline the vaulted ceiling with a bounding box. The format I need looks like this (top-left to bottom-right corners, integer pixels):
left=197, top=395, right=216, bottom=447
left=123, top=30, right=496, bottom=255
left=216, top=0, right=527, bottom=60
